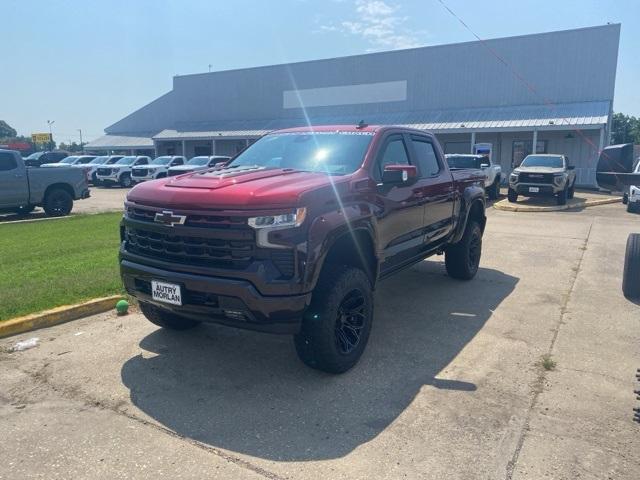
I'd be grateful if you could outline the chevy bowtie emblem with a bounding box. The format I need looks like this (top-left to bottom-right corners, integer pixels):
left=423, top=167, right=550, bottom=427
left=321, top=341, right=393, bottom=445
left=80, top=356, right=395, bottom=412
left=154, top=210, right=186, bottom=227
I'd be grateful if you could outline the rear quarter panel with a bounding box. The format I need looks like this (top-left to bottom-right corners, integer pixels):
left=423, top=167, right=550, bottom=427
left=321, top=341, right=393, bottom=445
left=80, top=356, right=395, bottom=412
left=27, top=166, right=88, bottom=203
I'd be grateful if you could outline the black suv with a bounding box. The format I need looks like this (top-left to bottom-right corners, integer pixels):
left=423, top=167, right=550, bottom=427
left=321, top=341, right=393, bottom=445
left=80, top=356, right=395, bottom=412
left=24, top=151, right=70, bottom=167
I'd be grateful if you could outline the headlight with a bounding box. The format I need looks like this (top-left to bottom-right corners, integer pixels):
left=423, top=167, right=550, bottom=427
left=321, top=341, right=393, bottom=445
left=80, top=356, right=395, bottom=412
left=553, top=173, right=565, bottom=186
left=248, top=208, right=307, bottom=229
left=509, top=173, right=518, bottom=182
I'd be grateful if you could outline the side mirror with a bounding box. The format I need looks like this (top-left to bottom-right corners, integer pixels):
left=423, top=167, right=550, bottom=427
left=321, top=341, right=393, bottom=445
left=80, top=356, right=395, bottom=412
left=381, top=164, right=418, bottom=185
left=567, top=165, right=575, bottom=170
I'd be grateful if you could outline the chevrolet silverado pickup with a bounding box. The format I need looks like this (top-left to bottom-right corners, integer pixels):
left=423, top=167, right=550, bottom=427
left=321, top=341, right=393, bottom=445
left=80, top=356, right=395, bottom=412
left=445, top=153, right=502, bottom=199
left=120, top=125, right=487, bottom=373
left=0, top=149, right=90, bottom=216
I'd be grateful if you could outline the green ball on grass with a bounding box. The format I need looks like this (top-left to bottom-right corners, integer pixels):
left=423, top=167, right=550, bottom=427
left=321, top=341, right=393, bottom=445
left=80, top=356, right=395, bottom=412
left=116, top=299, right=129, bottom=315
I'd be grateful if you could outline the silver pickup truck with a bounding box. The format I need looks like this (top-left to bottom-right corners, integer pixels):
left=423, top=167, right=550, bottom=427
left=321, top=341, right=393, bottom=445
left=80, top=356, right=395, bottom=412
left=0, top=149, right=90, bottom=216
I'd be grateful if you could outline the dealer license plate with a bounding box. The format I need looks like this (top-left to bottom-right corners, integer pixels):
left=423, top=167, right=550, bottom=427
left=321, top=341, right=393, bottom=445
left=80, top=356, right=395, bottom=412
left=528, top=187, right=540, bottom=193
left=151, top=280, right=182, bottom=306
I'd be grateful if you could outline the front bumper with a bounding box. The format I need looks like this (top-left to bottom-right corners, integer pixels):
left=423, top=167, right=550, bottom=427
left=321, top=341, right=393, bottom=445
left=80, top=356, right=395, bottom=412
left=96, top=174, right=121, bottom=183
left=510, top=183, right=561, bottom=196
left=131, top=174, right=155, bottom=182
left=121, top=258, right=311, bottom=334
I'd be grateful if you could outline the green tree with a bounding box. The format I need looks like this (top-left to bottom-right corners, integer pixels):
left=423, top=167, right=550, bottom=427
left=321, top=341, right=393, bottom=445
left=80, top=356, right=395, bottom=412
left=611, top=113, right=640, bottom=144
left=0, top=120, right=17, bottom=138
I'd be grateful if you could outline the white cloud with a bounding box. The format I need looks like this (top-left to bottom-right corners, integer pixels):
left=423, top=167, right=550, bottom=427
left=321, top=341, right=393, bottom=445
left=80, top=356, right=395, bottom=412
left=318, top=0, right=424, bottom=51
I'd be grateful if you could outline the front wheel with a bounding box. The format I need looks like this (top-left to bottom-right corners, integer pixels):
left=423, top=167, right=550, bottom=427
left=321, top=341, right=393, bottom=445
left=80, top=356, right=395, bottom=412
left=120, top=174, right=133, bottom=188
left=507, top=188, right=518, bottom=203
left=488, top=179, right=500, bottom=199
left=622, top=233, right=640, bottom=300
left=43, top=188, right=73, bottom=217
left=445, top=220, right=482, bottom=280
left=557, top=186, right=568, bottom=205
left=139, top=302, right=200, bottom=330
left=294, top=265, right=373, bottom=374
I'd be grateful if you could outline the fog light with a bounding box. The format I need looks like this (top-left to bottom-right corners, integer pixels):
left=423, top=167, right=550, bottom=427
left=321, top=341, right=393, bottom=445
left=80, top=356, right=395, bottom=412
left=223, top=310, right=246, bottom=321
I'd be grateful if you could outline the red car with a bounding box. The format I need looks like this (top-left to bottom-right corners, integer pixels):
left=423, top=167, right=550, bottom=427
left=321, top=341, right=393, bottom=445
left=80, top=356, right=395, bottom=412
left=120, top=125, right=487, bottom=373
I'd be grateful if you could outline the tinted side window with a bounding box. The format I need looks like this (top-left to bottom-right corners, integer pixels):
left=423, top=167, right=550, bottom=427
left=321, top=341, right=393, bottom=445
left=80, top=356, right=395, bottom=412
left=411, top=138, right=440, bottom=177
left=0, top=152, right=18, bottom=171
left=172, top=157, right=184, bottom=166
left=377, top=136, right=409, bottom=180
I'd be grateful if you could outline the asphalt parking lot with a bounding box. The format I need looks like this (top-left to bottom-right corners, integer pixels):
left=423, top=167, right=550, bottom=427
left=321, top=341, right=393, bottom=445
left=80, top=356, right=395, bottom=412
left=1, top=203, right=639, bottom=479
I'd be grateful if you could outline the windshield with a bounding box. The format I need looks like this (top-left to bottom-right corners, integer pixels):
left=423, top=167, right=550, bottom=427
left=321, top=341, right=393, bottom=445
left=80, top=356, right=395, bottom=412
left=187, top=156, right=210, bottom=165
left=446, top=156, right=483, bottom=169
left=90, top=156, right=109, bottom=164
left=227, top=132, right=374, bottom=175
left=150, top=156, right=172, bottom=165
left=106, top=157, right=121, bottom=164
left=521, top=155, right=564, bottom=168
left=59, top=156, right=79, bottom=164
left=115, top=156, right=136, bottom=165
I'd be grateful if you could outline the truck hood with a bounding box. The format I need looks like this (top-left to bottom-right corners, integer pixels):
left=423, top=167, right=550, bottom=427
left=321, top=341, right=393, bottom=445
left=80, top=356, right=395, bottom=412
left=133, top=165, right=163, bottom=170
left=127, top=166, right=349, bottom=209
left=513, top=166, right=565, bottom=174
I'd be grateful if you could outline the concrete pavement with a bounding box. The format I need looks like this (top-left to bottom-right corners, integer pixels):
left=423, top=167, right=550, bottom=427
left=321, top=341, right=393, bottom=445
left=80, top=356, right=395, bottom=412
left=1, top=203, right=639, bottom=479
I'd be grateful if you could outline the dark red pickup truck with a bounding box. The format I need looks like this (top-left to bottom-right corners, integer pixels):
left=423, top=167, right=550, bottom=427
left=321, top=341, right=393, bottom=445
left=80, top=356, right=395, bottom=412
left=120, top=125, right=486, bottom=373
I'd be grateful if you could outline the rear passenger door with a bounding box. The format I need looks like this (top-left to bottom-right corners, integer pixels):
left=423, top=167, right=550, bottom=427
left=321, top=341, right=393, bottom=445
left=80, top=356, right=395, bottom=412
left=407, top=134, right=456, bottom=247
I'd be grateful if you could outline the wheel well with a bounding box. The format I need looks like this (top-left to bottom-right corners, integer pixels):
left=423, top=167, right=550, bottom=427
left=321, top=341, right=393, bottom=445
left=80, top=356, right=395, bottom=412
left=468, top=199, right=486, bottom=233
left=322, top=229, right=377, bottom=287
left=43, top=183, right=74, bottom=202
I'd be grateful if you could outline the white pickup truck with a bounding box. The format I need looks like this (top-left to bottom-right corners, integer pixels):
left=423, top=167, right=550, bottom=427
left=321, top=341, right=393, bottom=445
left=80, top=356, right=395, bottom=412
left=96, top=155, right=151, bottom=187
left=131, top=156, right=186, bottom=183
left=445, top=154, right=502, bottom=199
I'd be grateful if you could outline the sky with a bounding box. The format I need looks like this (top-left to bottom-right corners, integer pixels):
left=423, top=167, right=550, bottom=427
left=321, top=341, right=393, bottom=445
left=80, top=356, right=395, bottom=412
left=3, top=0, right=639, bottom=143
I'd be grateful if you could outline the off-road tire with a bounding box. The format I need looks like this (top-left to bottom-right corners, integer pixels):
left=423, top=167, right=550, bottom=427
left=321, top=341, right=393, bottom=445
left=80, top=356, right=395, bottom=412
left=294, top=265, right=373, bottom=374
left=488, top=179, right=500, bottom=200
left=120, top=173, right=133, bottom=188
left=622, top=233, right=640, bottom=300
left=445, top=220, right=482, bottom=280
left=139, top=302, right=200, bottom=330
left=557, top=186, right=568, bottom=205
left=507, top=188, right=518, bottom=203
left=627, top=202, right=636, bottom=213
left=43, top=188, right=73, bottom=217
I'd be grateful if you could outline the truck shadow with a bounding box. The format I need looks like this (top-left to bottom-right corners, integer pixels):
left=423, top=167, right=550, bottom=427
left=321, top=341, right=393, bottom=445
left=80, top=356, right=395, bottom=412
left=121, top=261, right=518, bottom=461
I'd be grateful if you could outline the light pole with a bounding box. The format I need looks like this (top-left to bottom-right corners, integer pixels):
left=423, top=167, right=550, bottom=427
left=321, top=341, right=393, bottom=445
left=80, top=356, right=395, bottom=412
left=47, top=120, right=55, bottom=151
left=78, top=129, right=83, bottom=153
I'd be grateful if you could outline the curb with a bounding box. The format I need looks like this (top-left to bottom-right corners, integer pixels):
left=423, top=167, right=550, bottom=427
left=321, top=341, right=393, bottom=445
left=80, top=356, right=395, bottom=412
left=0, top=295, right=122, bottom=339
left=493, top=196, right=621, bottom=212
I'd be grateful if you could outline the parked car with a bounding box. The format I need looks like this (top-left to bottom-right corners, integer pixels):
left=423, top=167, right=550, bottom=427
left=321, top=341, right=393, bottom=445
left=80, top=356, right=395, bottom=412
left=40, top=155, right=96, bottom=168
left=445, top=154, right=502, bottom=199
left=0, top=149, right=89, bottom=216
left=120, top=125, right=487, bottom=373
left=626, top=162, right=640, bottom=213
left=23, top=150, right=70, bottom=167
left=84, top=155, right=124, bottom=185
left=168, top=155, right=231, bottom=176
left=595, top=144, right=640, bottom=300
left=508, top=154, right=576, bottom=205
left=131, top=156, right=186, bottom=183
left=96, top=155, right=151, bottom=187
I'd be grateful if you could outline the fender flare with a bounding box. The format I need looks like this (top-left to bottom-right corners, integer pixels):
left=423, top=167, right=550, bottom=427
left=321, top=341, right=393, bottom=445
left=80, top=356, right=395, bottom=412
left=452, top=186, right=486, bottom=244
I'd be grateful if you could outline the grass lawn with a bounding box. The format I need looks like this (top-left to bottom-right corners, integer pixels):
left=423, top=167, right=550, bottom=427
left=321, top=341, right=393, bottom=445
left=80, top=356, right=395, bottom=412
left=0, top=212, right=123, bottom=321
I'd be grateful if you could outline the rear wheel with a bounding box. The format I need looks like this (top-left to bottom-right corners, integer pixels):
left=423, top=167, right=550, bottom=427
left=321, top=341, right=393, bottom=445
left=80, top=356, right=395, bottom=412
left=622, top=233, right=640, bottom=300
left=488, top=178, right=500, bottom=199
left=294, top=265, right=373, bottom=374
left=139, top=302, right=200, bottom=330
left=445, top=220, right=482, bottom=280
left=627, top=202, right=637, bottom=213
left=507, top=188, right=518, bottom=203
left=557, top=186, right=568, bottom=205
left=43, top=188, right=73, bottom=217
left=120, top=174, right=133, bottom=188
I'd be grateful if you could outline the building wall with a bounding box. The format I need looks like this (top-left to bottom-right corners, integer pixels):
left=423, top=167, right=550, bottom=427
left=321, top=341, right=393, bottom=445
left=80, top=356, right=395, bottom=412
left=105, top=25, right=620, bottom=135
left=436, top=129, right=601, bottom=187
